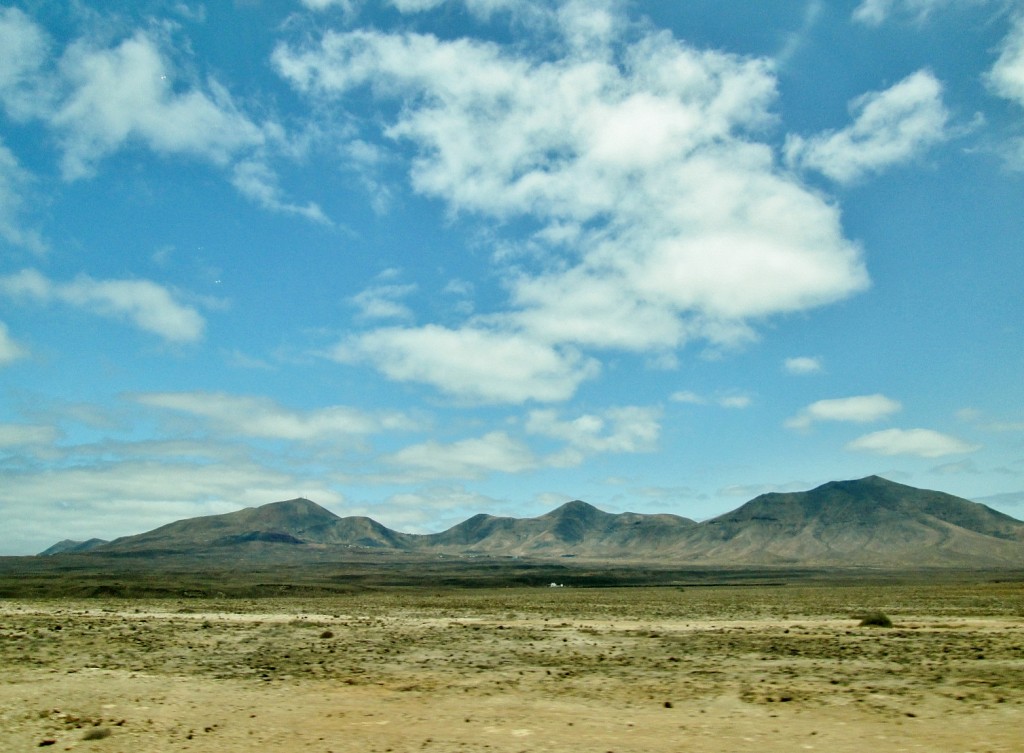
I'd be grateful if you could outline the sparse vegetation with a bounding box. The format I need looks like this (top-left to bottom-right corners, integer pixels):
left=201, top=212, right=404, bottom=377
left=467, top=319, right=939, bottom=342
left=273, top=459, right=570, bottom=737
left=857, top=611, right=894, bottom=628
left=2, top=578, right=1022, bottom=751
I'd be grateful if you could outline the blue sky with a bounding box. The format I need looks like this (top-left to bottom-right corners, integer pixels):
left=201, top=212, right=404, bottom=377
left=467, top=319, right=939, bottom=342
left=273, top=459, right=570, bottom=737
left=1, top=0, right=1023, bottom=555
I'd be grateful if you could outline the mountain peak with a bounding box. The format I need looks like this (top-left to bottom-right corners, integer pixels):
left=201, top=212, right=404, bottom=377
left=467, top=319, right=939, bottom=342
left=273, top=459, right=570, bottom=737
left=43, top=480, right=1024, bottom=566
left=543, top=500, right=605, bottom=518
left=244, top=497, right=340, bottom=525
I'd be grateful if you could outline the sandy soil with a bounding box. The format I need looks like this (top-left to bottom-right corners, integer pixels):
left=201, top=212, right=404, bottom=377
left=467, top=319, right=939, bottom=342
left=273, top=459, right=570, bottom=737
left=2, top=583, right=1022, bottom=752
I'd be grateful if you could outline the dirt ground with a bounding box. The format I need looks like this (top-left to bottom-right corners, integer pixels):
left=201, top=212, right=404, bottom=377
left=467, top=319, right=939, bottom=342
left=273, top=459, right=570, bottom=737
left=2, top=582, right=1022, bottom=752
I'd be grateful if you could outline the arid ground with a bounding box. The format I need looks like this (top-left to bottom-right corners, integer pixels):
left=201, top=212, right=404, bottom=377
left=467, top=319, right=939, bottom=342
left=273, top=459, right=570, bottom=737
left=2, top=580, right=1023, bottom=752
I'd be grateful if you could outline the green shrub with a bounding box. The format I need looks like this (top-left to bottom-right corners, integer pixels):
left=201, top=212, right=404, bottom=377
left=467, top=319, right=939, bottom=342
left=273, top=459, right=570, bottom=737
left=857, top=611, right=893, bottom=628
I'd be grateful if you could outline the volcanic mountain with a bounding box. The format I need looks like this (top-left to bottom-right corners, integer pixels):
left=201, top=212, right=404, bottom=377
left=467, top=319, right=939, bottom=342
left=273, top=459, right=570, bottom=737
left=38, top=538, right=109, bottom=556
left=420, top=500, right=697, bottom=556
left=676, top=476, right=1024, bottom=566
left=50, top=476, right=1024, bottom=567
left=99, top=497, right=414, bottom=553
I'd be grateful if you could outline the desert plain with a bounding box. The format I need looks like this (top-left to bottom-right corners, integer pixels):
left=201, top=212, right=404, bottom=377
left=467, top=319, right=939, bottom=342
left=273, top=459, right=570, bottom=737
left=2, top=577, right=1023, bottom=753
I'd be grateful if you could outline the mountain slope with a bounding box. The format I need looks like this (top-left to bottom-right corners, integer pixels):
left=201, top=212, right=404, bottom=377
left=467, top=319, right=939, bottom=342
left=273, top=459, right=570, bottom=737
left=680, top=476, right=1024, bottom=565
left=39, top=538, right=109, bottom=556
left=421, top=500, right=697, bottom=556
left=48, top=477, right=1024, bottom=567
left=98, top=498, right=414, bottom=552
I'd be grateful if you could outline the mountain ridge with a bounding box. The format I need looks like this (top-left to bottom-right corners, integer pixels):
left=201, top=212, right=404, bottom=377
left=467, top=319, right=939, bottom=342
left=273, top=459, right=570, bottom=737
left=41, top=476, right=1024, bottom=567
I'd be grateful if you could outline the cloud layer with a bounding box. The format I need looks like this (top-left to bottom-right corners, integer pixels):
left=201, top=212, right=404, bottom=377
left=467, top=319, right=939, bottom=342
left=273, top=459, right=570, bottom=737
left=275, top=11, right=870, bottom=401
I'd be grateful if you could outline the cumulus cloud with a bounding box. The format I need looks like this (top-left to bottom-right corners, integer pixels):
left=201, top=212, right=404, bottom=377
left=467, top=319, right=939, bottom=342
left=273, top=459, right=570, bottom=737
left=49, top=32, right=266, bottom=179
left=786, top=69, right=949, bottom=183
left=525, top=405, right=661, bottom=463
left=330, top=325, right=600, bottom=403
left=0, top=321, right=28, bottom=366
left=987, top=16, right=1024, bottom=108
left=377, top=405, right=661, bottom=482
left=785, top=393, right=902, bottom=429
left=784, top=356, right=823, bottom=375
left=0, top=10, right=321, bottom=221
left=276, top=12, right=869, bottom=400
left=0, top=269, right=205, bottom=343
left=846, top=427, right=980, bottom=457
left=135, top=391, right=421, bottom=440
left=388, top=431, right=538, bottom=480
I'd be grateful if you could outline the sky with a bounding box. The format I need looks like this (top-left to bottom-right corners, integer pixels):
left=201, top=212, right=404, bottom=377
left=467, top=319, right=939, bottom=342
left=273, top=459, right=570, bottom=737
left=1, top=0, right=1023, bottom=555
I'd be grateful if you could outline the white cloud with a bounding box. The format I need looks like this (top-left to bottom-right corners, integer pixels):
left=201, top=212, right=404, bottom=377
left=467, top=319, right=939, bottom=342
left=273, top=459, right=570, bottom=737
left=786, top=69, right=949, bottom=183
left=0, top=321, right=28, bottom=366
left=0, top=11, right=322, bottom=221
left=846, top=427, right=980, bottom=457
left=0, top=423, right=58, bottom=447
left=670, top=390, right=752, bottom=409
left=388, top=431, right=538, bottom=480
left=330, top=325, right=600, bottom=404
left=348, top=283, right=417, bottom=321
left=987, top=16, right=1024, bottom=109
left=388, top=0, right=446, bottom=11
left=785, top=393, right=902, bottom=429
left=276, top=15, right=870, bottom=398
left=342, top=139, right=395, bottom=214
left=775, top=0, right=823, bottom=67
left=135, top=391, right=421, bottom=440
left=302, top=0, right=361, bottom=13
left=852, top=0, right=988, bottom=25
left=371, top=485, right=508, bottom=533
left=670, top=390, right=705, bottom=405
left=387, top=0, right=531, bottom=18
left=526, top=405, right=661, bottom=458
left=0, top=137, right=46, bottom=253
left=854, top=0, right=898, bottom=24
left=230, top=160, right=330, bottom=223
left=0, top=268, right=205, bottom=343
left=0, top=6, right=52, bottom=120
left=51, top=32, right=266, bottom=179
left=784, top=356, right=823, bottom=375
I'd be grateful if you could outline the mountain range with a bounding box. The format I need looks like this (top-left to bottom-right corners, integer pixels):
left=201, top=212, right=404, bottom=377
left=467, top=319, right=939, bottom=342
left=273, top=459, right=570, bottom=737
left=41, top=476, right=1024, bottom=567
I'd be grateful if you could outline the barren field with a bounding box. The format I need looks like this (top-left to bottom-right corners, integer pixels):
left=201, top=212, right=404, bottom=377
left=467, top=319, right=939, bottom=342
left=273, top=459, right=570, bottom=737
left=2, top=581, right=1023, bottom=752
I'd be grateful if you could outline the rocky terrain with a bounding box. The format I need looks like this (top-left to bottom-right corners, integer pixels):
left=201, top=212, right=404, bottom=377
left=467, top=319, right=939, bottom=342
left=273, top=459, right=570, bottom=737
left=2, top=581, right=1022, bottom=752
